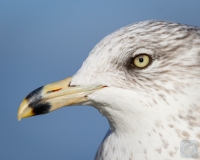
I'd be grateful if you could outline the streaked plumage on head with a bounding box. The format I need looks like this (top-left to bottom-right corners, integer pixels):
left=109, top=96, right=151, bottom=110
left=71, top=20, right=200, bottom=160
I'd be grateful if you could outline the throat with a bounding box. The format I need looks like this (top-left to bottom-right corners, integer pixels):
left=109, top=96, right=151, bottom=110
left=95, top=110, right=197, bottom=160
left=96, top=126, right=185, bottom=160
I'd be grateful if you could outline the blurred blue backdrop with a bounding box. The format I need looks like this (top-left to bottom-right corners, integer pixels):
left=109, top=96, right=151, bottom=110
left=1, top=1, right=200, bottom=159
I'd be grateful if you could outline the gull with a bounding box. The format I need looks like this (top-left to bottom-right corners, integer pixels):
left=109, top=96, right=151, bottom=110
left=18, top=20, right=200, bottom=160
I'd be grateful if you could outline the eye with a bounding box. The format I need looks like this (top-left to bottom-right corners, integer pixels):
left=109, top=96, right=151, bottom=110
left=131, top=54, right=152, bottom=69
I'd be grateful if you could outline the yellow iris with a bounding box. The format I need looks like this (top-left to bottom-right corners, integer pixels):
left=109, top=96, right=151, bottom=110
left=133, top=54, right=150, bottom=68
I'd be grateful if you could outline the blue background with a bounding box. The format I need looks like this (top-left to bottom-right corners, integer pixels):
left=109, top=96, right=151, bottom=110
left=1, top=1, right=200, bottom=159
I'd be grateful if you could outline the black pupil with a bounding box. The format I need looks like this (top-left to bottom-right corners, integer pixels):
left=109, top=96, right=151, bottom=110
left=139, top=57, right=144, bottom=63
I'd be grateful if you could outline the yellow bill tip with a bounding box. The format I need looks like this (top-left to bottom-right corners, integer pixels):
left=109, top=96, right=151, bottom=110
left=17, top=99, right=34, bottom=121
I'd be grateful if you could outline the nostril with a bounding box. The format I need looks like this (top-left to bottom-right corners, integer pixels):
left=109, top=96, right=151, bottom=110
left=52, top=88, right=62, bottom=92
left=47, top=88, right=62, bottom=94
